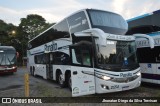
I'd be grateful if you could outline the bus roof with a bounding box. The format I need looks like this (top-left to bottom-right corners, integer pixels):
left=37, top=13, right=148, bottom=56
left=127, top=9, right=160, bottom=30
left=0, top=46, right=16, bottom=50
left=28, top=8, right=123, bottom=43
left=127, top=9, right=160, bottom=22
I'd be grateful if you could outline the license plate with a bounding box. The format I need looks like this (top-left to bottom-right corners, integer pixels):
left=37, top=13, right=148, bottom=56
left=122, top=86, right=129, bottom=90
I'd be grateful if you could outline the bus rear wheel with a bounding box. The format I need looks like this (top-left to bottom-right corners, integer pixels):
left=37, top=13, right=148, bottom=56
left=58, top=72, right=65, bottom=88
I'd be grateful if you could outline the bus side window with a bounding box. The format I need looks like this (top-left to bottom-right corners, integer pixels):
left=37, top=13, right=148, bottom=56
left=61, top=53, right=70, bottom=65
left=34, top=56, right=37, bottom=63
left=71, top=47, right=92, bottom=67
left=71, top=49, right=81, bottom=65
left=50, top=53, right=53, bottom=62
left=82, top=50, right=91, bottom=66
left=51, top=53, right=55, bottom=64
left=56, top=52, right=63, bottom=65
left=155, top=47, right=160, bottom=62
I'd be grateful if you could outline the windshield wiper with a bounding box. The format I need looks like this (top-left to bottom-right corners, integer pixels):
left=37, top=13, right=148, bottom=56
left=0, top=55, right=4, bottom=65
left=7, top=56, right=12, bottom=65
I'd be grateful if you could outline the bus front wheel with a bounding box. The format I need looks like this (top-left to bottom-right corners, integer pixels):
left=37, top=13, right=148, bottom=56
left=30, top=67, right=32, bottom=75
left=68, top=73, right=72, bottom=91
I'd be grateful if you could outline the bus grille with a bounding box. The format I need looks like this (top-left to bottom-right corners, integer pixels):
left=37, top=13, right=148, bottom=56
left=110, top=76, right=139, bottom=83
left=0, top=67, right=5, bottom=70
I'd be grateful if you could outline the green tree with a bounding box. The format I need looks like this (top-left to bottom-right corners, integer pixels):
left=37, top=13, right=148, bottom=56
left=0, top=14, right=53, bottom=66
left=19, top=14, right=50, bottom=40
left=0, top=19, right=17, bottom=46
left=16, top=14, right=52, bottom=65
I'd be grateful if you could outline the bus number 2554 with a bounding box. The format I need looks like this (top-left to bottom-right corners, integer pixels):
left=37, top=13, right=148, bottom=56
left=111, top=85, right=119, bottom=89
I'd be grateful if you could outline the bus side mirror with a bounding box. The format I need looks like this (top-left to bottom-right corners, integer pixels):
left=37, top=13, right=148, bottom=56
left=94, top=37, right=107, bottom=47
left=75, top=28, right=107, bottom=46
left=134, top=34, right=154, bottom=49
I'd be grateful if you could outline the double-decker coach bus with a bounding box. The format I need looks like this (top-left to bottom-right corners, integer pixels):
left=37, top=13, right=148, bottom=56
left=27, top=9, right=154, bottom=97
left=0, top=46, right=17, bottom=74
left=127, top=10, right=160, bottom=84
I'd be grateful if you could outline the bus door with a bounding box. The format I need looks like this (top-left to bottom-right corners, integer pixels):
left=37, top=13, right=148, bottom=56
left=70, top=44, right=95, bottom=97
left=46, top=53, right=53, bottom=80
left=155, top=47, right=160, bottom=84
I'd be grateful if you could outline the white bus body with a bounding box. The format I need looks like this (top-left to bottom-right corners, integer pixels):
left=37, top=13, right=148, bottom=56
left=136, top=34, right=160, bottom=84
left=27, top=9, right=154, bottom=97
left=127, top=10, right=160, bottom=84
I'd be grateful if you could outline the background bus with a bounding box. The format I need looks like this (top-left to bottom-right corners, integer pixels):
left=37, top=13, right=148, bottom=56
left=27, top=9, right=154, bottom=97
left=127, top=10, right=160, bottom=84
left=0, top=46, right=17, bottom=74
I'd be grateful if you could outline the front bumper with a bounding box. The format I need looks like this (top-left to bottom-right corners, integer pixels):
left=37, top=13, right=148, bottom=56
left=95, top=75, right=141, bottom=94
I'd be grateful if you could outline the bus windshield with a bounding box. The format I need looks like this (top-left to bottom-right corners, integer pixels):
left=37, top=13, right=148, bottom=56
left=96, top=40, right=139, bottom=72
left=0, top=50, right=16, bottom=66
left=88, top=10, right=128, bottom=35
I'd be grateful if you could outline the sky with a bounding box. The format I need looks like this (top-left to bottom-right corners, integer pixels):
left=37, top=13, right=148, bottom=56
left=0, top=0, right=160, bottom=26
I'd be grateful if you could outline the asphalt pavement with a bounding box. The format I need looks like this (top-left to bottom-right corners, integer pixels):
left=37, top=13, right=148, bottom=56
left=0, top=67, right=28, bottom=91
left=0, top=67, right=159, bottom=98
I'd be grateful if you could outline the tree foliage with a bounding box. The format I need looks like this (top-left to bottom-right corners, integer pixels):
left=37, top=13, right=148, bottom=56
left=0, top=14, right=53, bottom=65
left=0, top=19, right=17, bottom=45
left=19, top=14, right=50, bottom=40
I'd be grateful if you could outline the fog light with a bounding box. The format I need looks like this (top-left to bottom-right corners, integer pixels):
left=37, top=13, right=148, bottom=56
left=12, top=66, right=16, bottom=69
left=139, top=81, right=141, bottom=84
left=101, top=85, right=109, bottom=89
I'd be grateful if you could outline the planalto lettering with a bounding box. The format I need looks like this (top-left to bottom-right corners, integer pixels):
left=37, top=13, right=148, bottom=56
left=44, top=42, right=57, bottom=51
left=120, top=73, right=132, bottom=77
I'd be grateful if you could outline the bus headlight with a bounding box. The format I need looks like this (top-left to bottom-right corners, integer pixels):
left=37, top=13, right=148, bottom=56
left=12, top=66, right=16, bottom=69
left=102, top=76, right=111, bottom=80
left=136, top=72, right=141, bottom=76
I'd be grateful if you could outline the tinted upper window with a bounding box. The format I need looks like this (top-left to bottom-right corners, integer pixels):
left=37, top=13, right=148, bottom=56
left=29, top=20, right=70, bottom=49
left=67, top=11, right=89, bottom=34
left=87, top=9, right=128, bottom=35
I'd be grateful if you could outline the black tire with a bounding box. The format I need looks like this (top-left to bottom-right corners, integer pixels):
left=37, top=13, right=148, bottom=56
left=67, top=73, right=72, bottom=91
left=30, top=67, right=33, bottom=75
left=58, top=72, right=66, bottom=88
left=32, top=67, right=35, bottom=76
left=32, top=70, right=35, bottom=76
